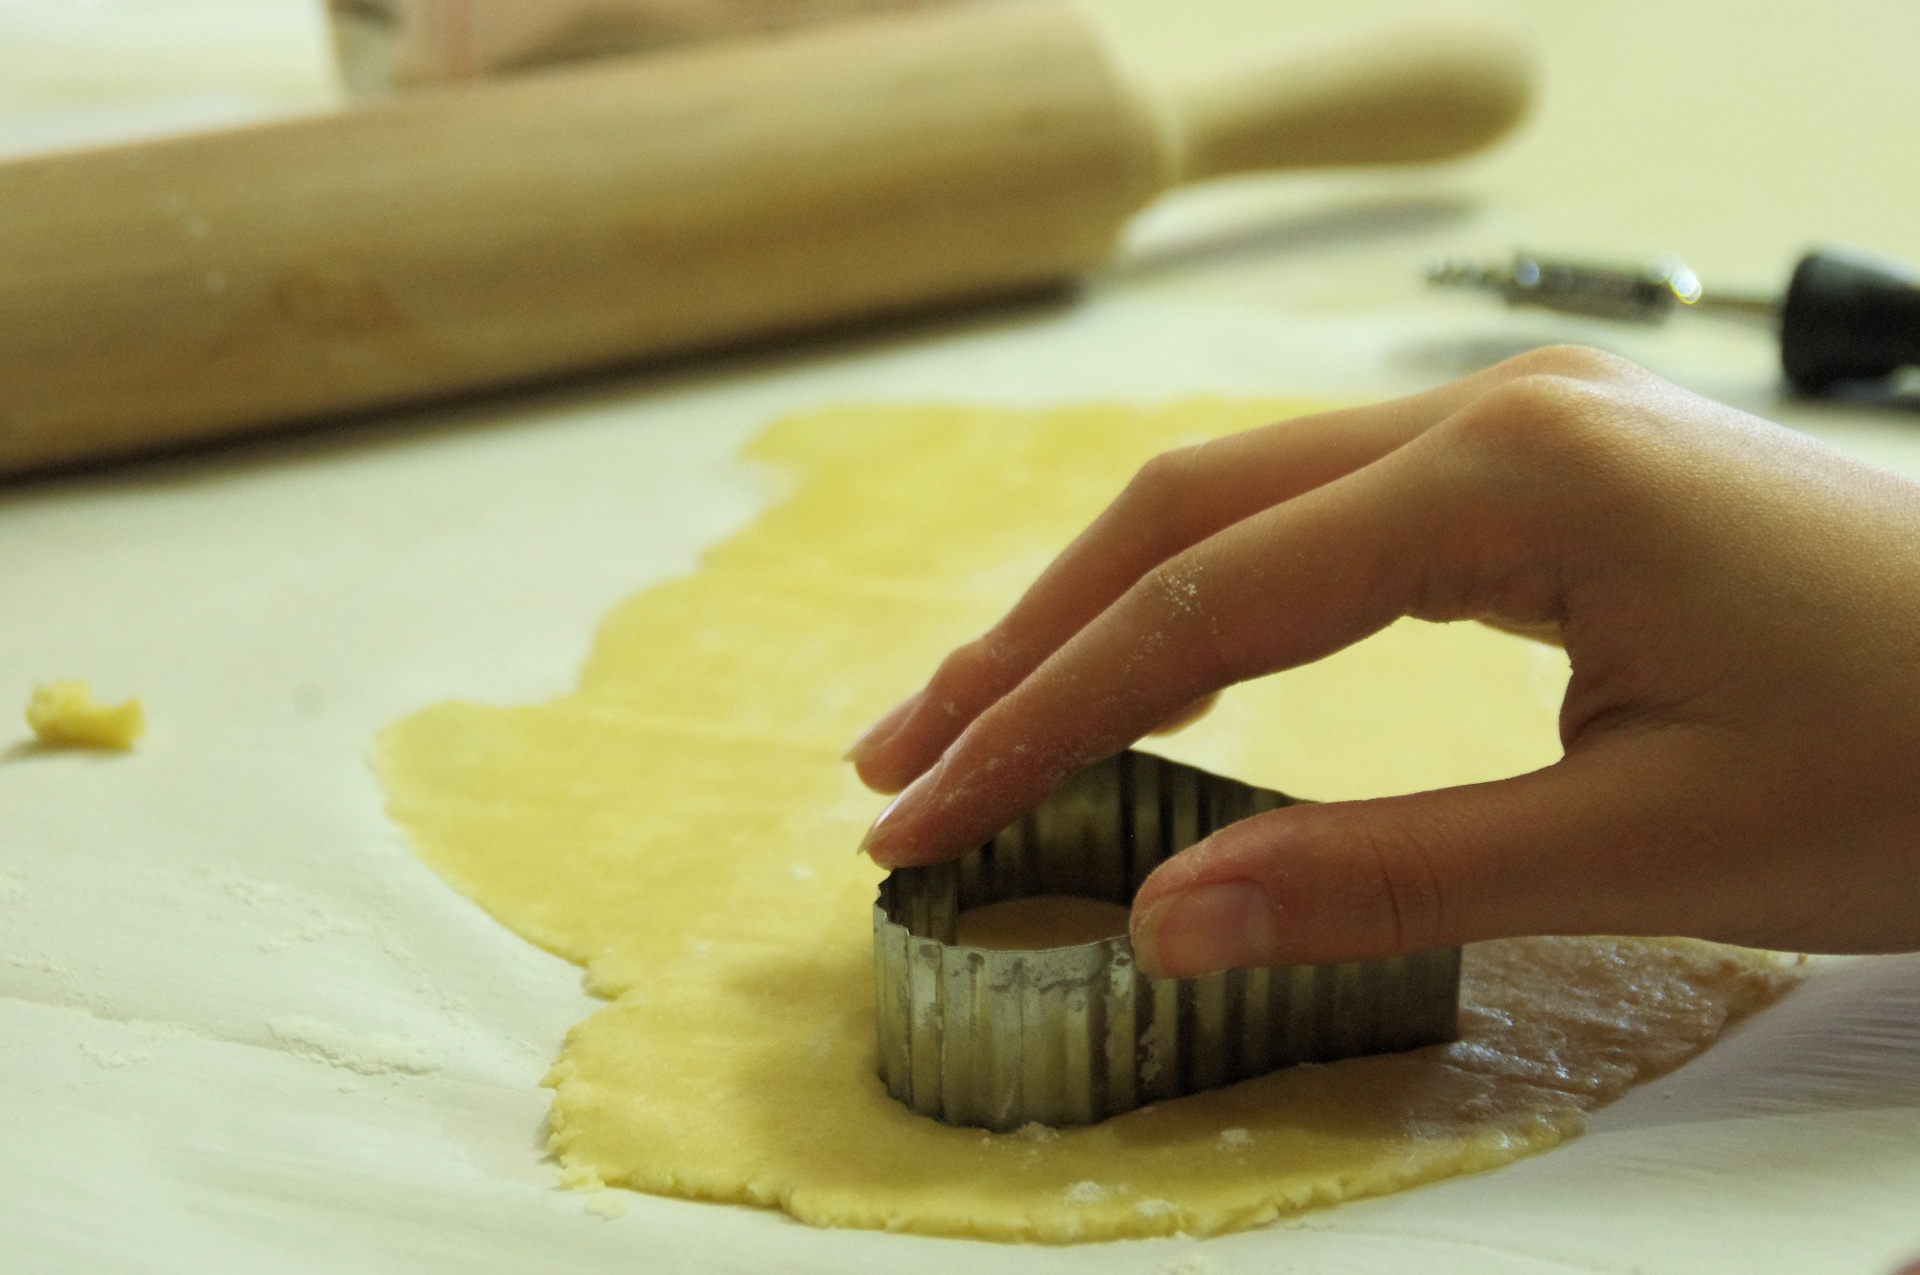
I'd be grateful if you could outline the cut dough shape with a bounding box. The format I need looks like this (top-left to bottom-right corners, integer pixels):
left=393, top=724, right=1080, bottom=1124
left=954, top=895, right=1134, bottom=950
left=25, top=680, right=145, bottom=749
left=376, top=400, right=1802, bottom=1242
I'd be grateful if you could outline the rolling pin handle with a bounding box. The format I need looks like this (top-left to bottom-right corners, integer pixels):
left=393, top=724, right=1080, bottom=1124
left=1136, top=9, right=1537, bottom=189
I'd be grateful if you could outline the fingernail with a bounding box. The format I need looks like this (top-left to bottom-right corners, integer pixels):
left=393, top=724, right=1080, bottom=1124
left=858, top=755, right=945, bottom=863
left=1132, top=882, right=1279, bottom=978
left=844, top=689, right=925, bottom=765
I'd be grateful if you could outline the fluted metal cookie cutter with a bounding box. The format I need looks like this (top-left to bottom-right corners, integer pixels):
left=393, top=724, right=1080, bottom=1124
left=872, top=750, right=1462, bottom=1131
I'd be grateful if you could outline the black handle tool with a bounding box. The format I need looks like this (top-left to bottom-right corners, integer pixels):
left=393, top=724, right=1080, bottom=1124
left=1427, top=246, right=1920, bottom=394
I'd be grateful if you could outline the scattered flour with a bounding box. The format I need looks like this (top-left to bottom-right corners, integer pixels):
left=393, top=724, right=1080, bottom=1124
left=1157, top=567, right=1202, bottom=615
left=583, top=1192, right=627, bottom=1220
left=1217, top=1127, right=1253, bottom=1151
left=79, top=1042, right=150, bottom=1069
left=1140, top=1036, right=1164, bottom=1084
left=1012, top=1122, right=1060, bottom=1143
left=258, top=912, right=359, bottom=953
left=558, top=1163, right=605, bottom=1191
left=786, top=863, right=814, bottom=882
left=207, top=872, right=360, bottom=952
left=266, top=1015, right=437, bottom=1076
left=561, top=1162, right=639, bottom=1220
left=4, top=951, right=100, bottom=1012
left=210, top=873, right=299, bottom=907
left=1164, top=1254, right=1225, bottom=1275
left=1064, top=1181, right=1110, bottom=1205
left=1134, top=1198, right=1179, bottom=1218
left=7, top=952, right=74, bottom=975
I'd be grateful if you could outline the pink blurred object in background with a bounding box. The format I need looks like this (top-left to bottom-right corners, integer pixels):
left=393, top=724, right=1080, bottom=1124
left=327, top=0, right=966, bottom=95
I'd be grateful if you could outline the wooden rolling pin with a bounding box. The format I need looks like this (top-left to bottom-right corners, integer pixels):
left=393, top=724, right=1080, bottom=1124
left=0, top=1, right=1533, bottom=476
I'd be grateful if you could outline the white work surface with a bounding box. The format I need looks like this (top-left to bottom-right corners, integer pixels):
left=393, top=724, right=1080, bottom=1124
left=4, top=3, right=1920, bottom=1273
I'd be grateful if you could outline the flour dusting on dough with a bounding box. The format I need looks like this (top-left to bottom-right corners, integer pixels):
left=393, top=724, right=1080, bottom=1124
left=1065, top=1181, right=1112, bottom=1205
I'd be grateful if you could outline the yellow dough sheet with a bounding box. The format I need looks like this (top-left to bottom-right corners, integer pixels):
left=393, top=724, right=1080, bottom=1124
left=375, top=399, right=1801, bottom=1243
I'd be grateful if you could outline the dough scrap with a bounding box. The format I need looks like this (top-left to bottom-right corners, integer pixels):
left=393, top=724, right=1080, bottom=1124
left=375, top=400, right=1803, bottom=1242
left=25, top=680, right=145, bottom=749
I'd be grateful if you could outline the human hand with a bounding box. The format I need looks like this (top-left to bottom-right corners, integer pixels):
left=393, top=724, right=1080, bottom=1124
left=846, top=348, right=1920, bottom=978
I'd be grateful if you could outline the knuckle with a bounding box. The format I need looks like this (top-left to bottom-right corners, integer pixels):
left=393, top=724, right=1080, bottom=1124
left=1137, top=551, right=1237, bottom=683
left=1352, top=814, right=1451, bottom=954
left=1495, top=343, right=1639, bottom=385
left=1133, top=444, right=1204, bottom=492
left=930, top=634, right=1008, bottom=700
left=1244, top=807, right=1449, bottom=958
left=1115, top=445, right=1205, bottom=546
left=1440, top=372, right=1627, bottom=469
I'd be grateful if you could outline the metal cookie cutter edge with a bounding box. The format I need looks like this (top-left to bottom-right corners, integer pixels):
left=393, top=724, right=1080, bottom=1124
left=872, top=749, right=1462, bottom=1132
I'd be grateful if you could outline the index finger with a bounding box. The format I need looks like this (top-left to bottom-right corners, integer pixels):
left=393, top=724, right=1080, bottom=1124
left=858, top=387, right=1571, bottom=867
left=848, top=370, right=1526, bottom=795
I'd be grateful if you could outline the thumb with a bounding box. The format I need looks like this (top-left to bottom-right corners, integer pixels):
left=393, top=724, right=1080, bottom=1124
left=1128, top=734, right=1741, bottom=977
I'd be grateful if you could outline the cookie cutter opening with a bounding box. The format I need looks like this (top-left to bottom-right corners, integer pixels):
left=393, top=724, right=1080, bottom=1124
left=872, top=750, right=1461, bottom=1131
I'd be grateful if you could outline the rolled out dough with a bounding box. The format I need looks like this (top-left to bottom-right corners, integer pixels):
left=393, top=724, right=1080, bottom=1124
left=375, top=400, right=1801, bottom=1242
